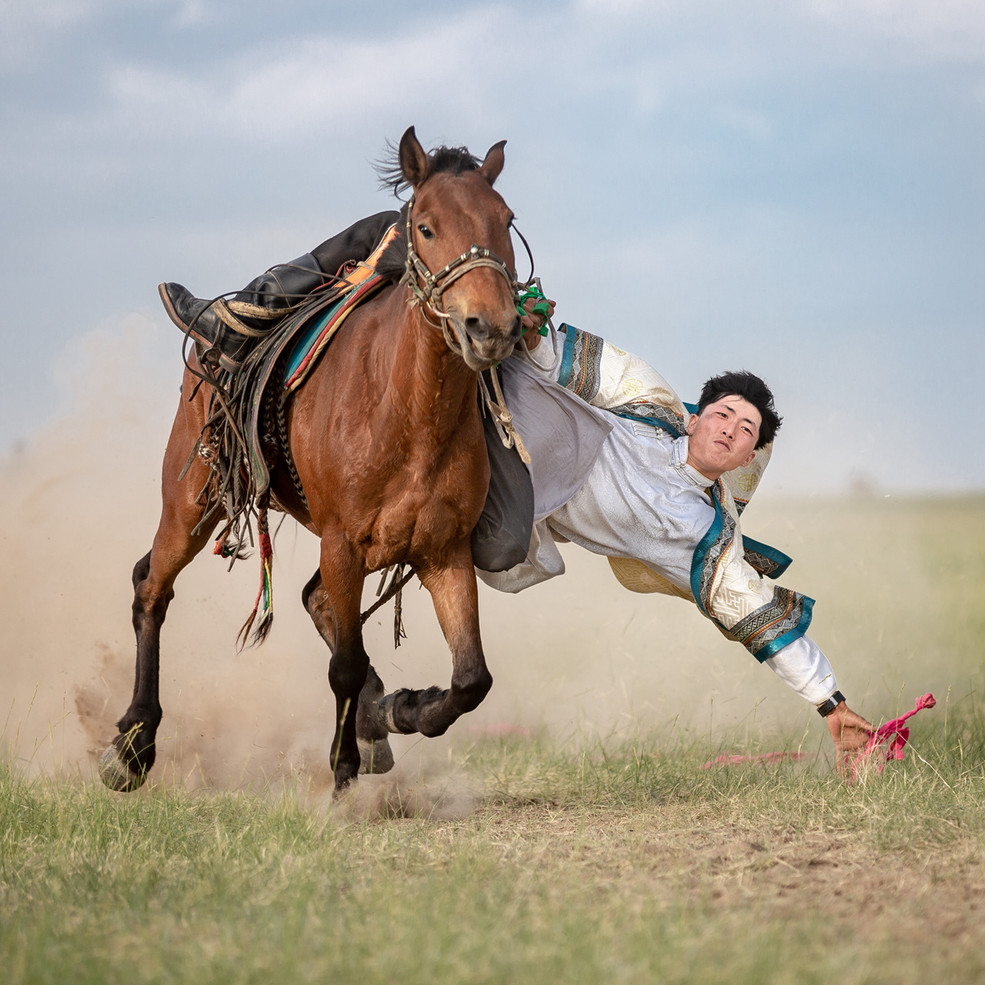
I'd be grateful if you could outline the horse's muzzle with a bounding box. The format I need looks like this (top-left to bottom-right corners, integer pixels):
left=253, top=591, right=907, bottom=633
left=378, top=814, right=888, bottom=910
left=453, top=313, right=522, bottom=370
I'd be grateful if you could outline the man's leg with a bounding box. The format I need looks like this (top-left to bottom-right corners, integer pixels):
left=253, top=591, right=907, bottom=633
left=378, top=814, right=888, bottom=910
left=159, top=211, right=400, bottom=373
left=471, top=410, right=535, bottom=573
left=159, top=253, right=326, bottom=373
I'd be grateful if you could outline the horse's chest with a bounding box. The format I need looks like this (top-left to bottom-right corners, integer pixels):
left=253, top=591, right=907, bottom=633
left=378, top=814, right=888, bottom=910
left=362, top=456, right=483, bottom=568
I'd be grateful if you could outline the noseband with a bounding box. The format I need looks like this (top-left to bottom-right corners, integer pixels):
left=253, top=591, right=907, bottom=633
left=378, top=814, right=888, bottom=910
left=399, top=198, right=521, bottom=356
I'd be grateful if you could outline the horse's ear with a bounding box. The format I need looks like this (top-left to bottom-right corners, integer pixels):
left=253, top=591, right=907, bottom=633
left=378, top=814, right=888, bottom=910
left=399, top=126, right=430, bottom=189
left=478, top=139, right=507, bottom=186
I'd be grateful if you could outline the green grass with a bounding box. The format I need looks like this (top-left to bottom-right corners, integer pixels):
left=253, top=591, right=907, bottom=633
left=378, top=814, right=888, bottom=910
left=3, top=710, right=984, bottom=985
left=4, top=494, right=983, bottom=983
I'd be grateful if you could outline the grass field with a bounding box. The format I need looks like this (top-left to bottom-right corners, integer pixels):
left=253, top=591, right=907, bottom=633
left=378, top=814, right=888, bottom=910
left=3, top=710, right=984, bottom=985
left=3, top=422, right=984, bottom=985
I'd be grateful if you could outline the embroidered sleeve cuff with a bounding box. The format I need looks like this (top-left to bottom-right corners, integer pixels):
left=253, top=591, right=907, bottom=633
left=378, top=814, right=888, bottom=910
left=764, top=635, right=838, bottom=705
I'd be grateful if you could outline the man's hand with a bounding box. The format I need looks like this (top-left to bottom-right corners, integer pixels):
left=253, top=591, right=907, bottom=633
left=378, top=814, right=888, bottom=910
left=825, top=701, right=874, bottom=768
left=519, top=295, right=555, bottom=350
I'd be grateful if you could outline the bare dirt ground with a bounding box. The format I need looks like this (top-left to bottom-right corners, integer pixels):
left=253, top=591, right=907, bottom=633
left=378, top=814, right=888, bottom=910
left=489, top=802, right=985, bottom=967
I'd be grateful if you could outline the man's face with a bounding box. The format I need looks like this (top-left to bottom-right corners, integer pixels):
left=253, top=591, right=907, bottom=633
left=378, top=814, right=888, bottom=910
left=686, top=394, right=762, bottom=481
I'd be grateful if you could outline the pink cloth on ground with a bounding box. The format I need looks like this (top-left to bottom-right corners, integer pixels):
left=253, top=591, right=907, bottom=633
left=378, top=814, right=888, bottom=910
left=700, top=751, right=807, bottom=769
left=699, top=693, right=936, bottom=777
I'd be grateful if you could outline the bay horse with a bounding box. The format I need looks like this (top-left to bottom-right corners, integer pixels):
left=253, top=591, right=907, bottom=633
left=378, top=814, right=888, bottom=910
left=98, top=127, right=523, bottom=793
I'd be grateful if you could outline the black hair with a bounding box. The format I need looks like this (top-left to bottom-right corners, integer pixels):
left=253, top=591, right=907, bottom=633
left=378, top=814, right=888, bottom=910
left=697, top=371, right=782, bottom=449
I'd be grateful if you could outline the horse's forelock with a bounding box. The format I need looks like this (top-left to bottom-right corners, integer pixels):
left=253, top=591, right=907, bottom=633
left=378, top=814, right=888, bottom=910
left=427, top=145, right=481, bottom=176
left=375, top=141, right=481, bottom=197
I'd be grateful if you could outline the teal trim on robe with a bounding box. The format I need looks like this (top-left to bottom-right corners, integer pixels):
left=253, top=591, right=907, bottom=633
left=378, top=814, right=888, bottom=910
left=690, top=483, right=813, bottom=662
left=741, top=537, right=793, bottom=579
left=557, top=323, right=577, bottom=390
left=553, top=323, right=814, bottom=663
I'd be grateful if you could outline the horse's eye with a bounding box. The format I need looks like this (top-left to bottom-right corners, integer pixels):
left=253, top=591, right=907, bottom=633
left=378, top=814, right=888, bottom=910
left=417, top=223, right=434, bottom=240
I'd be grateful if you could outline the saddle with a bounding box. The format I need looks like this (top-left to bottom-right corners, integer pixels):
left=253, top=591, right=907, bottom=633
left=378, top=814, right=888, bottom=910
left=238, top=271, right=389, bottom=502
left=224, top=229, right=398, bottom=509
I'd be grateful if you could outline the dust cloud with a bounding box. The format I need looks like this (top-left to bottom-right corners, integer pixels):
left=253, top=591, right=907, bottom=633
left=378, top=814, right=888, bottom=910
left=1, top=320, right=960, bottom=800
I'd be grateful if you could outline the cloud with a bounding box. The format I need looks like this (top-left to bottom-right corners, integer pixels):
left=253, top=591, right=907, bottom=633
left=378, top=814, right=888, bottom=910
left=807, top=0, right=985, bottom=63
left=94, top=8, right=536, bottom=144
left=0, top=0, right=162, bottom=74
left=2, top=0, right=103, bottom=34
left=171, top=0, right=210, bottom=29
left=0, top=0, right=94, bottom=70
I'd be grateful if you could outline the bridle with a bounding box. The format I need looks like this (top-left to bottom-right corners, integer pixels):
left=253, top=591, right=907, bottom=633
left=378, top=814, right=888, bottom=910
left=397, top=192, right=541, bottom=465
left=399, top=197, right=527, bottom=359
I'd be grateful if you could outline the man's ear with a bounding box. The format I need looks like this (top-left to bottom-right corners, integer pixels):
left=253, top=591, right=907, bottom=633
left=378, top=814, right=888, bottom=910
left=740, top=451, right=756, bottom=468
left=686, top=413, right=698, bottom=435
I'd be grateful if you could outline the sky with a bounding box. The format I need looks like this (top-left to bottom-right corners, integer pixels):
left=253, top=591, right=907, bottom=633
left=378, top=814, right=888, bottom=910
left=2, top=0, right=983, bottom=495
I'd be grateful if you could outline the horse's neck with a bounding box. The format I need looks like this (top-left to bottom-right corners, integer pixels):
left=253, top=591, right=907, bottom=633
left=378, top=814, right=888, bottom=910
left=383, top=306, right=478, bottom=438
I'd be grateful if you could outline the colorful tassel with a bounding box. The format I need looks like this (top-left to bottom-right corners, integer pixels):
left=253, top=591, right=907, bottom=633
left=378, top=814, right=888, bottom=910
left=236, top=507, right=274, bottom=648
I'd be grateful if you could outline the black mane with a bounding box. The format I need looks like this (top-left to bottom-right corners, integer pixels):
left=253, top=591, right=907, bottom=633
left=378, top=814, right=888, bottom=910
left=372, top=142, right=483, bottom=284
left=373, top=202, right=410, bottom=284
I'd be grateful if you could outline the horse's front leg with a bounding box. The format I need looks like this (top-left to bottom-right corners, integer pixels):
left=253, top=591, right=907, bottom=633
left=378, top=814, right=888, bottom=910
left=379, top=548, right=492, bottom=738
left=314, top=540, right=371, bottom=792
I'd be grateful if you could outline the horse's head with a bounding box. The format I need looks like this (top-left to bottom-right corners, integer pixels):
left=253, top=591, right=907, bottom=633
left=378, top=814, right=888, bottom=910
left=398, top=126, right=522, bottom=371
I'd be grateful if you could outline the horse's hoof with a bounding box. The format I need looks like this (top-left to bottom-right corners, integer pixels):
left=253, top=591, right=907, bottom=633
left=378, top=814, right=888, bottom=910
left=378, top=686, right=446, bottom=735
left=358, top=736, right=395, bottom=775
left=97, top=745, right=147, bottom=792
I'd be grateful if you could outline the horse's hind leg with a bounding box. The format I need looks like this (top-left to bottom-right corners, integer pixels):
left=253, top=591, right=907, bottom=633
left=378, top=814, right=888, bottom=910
left=301, top=570, right=394, bottom=774
left=98, top=373, right=215, bottom=791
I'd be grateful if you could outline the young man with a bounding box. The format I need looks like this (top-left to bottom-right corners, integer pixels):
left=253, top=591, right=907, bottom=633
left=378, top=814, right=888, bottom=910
left=478, top=323, right=874, bottom=761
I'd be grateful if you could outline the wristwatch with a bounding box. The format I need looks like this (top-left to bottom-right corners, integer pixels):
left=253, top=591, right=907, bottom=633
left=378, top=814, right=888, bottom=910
left=816, top=690, right=846, bottom=717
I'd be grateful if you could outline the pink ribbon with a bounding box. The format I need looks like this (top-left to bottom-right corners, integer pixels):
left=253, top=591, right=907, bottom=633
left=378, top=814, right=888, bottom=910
left=847, top=692, right=936, bottom=780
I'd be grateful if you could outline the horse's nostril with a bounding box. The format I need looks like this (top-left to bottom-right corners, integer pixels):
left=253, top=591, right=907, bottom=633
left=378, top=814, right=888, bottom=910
left=464, top=316, right=488, bottom=340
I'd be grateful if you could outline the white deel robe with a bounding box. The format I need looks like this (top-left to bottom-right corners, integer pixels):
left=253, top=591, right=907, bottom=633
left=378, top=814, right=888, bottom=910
left=477, top=328, right=837, bottom=705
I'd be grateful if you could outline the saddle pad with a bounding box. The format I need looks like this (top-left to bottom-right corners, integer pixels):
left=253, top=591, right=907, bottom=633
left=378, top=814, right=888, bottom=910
left=282, top=272, right=387, bottom=391
left=236, top=271, right=391, bottom=499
